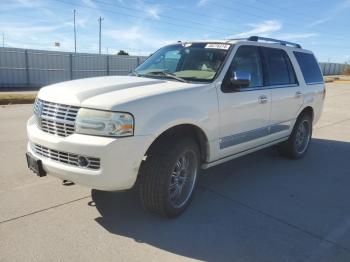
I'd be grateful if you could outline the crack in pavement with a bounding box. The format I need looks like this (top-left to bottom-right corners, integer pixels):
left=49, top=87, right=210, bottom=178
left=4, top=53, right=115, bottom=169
left=1, top=182, right=350, bottom=256
left=2, top=182, right=350, bottom=255
left=0, top=195, right=91, bottom=225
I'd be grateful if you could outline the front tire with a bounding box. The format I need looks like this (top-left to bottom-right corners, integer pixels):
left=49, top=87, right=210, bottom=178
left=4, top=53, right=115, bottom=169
left=138, top=137, right=200, bottom=218
left=277, top=114, right=313, bottom=159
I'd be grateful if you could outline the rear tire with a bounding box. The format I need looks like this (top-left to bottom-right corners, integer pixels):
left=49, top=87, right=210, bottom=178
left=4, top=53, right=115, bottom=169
left=138, top=137, right=200, bottom=218
left=277, top=114, right=312, bottom=159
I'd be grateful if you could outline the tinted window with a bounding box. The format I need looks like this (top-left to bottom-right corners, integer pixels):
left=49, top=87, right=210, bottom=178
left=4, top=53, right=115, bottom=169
left=294, top=52, right=323, bottom=84
left=225, top=45, right=263, bottom=88
left=262, top=47, right=297, bottom=86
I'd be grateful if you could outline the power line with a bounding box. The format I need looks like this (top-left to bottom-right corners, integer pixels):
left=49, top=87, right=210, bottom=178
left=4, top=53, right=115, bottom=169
left=52, top=0, right=349, bottom=42
left=142, top=0, right=236, bottom=25
left=3, top=0, right=349, bottom=52
left=205, top=1, right=350, bottom=41
left=50, top=0, right=231, bottom=36
left=220, top=0, right=319, bottom=26
left=89, top=0, right=237, bottom=32
left=142, top=0, right=350, bottom=41
left=251, top=0, right=331, bottom=21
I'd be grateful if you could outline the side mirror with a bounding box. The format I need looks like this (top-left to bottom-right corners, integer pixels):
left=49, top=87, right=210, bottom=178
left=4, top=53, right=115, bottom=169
left=230, top=71, right=251, bottom=89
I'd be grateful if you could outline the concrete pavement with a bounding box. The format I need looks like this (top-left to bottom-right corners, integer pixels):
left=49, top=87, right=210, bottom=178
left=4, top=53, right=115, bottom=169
left=0, top=83, right=350, bottom=261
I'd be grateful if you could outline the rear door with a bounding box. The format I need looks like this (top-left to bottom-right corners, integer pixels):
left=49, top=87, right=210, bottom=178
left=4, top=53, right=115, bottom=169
left=261, top=47, right=303, bottom=140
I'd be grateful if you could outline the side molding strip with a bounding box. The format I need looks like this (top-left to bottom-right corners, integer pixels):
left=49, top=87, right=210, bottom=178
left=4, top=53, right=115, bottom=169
left=219, top=122, right=291, bottom=149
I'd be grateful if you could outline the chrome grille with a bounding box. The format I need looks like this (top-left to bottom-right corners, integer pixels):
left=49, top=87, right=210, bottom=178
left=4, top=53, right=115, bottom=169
left=32, top=143, right=100, bottom=170
left=34, top=99, right=79, bottom=137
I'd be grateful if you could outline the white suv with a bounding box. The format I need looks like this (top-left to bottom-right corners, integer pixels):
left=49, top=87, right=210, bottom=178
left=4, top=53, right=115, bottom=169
left=26, top=36, right=325, bottom=217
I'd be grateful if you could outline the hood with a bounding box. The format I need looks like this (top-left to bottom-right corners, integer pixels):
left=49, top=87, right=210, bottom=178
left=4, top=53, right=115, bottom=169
left=38, top=76, right=198, bottom=110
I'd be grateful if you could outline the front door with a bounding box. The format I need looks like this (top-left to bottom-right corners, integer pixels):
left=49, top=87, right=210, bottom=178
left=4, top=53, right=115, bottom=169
left=217, top=45, right=271, bottom=158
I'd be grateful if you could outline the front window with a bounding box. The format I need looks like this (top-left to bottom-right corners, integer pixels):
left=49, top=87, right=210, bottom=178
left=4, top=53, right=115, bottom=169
left=134, top=43, right=232, bottom=83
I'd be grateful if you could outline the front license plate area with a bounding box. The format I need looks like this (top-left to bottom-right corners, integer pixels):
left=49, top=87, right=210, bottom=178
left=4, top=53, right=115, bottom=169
left=26, top=152, right=46, bottom=177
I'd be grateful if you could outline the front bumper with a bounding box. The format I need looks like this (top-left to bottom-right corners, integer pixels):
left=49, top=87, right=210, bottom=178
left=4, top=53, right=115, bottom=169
left=27, top=116, right=152, bottom=191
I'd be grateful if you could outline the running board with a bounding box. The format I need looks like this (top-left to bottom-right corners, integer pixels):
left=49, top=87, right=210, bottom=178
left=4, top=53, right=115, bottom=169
left=201, top=136, right=289, bottom=169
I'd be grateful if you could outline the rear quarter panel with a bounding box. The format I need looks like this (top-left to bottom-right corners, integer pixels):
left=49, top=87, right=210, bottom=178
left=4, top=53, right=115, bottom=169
left=288, top=49, right=325, bottom=125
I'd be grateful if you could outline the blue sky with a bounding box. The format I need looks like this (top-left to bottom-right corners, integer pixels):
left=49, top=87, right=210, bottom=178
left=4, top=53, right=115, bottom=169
left=1, top=0, right=350, bottom=62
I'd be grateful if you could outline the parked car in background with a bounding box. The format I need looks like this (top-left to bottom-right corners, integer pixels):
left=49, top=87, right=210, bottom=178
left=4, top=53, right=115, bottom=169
left=26, top=36, right=325, bottom=218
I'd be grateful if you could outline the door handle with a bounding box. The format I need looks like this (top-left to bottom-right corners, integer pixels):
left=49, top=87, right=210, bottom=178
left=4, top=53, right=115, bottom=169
left=295, top=91, right=303, bottom=98
left=258, top=95, right=268, bottom=104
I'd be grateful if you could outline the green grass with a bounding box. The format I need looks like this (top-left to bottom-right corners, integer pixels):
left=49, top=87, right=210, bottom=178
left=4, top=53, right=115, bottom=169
left=0, top=93, right=37, bottom=105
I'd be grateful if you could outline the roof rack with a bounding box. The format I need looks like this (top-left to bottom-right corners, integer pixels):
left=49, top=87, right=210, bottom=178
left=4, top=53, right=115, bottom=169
left=248, top=36, right=302, bottom=48
left=228, top=36, right=302, bottom=48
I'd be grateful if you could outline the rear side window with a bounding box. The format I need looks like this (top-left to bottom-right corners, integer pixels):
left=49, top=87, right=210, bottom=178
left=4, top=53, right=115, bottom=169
left=262, top=47, right=297, bottom=86
left=293, top=52, right=323, bottom=84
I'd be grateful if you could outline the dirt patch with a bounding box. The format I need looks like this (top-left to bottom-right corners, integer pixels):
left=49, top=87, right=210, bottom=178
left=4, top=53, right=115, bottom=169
left=324, top=75, right=350, bottom=83
left=0, top=93, right=37, bottom=105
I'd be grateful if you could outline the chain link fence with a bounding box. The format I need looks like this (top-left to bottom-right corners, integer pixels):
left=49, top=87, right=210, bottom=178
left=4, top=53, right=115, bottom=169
left=0, top=47, right=348, bottom=89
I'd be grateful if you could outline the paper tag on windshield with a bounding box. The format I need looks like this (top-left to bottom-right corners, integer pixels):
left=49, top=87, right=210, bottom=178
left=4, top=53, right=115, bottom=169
left=205, top=43, right=230, bottom=50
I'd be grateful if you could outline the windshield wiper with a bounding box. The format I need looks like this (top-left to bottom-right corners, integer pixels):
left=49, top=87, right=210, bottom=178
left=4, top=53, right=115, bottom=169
left=130, top=70, right=140, bottom=77
left=142, top=71, right=188, bottom=83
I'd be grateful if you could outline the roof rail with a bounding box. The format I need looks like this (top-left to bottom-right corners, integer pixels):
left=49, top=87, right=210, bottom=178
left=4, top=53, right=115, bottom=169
left=247, top=36, right=302, bottom=48
left=227, top=36, right=302, bottom=48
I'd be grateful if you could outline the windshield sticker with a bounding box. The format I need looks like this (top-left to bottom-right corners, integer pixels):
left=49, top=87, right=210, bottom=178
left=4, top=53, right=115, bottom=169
left=205, top=43, right=230, bottom=50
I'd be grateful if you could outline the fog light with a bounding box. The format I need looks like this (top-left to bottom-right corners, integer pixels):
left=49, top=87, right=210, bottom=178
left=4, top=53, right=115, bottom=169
left=78, top=156, right=89, bottom=167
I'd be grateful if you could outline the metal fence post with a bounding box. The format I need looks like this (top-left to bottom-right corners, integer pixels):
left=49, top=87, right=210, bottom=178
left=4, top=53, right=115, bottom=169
left=137, top=56, right=140, bottom=66
left=69, top=53, right=73, bottom=80
left=106, top=55, right=110, bottom=76
left=24, top=50, right=30, bottom=88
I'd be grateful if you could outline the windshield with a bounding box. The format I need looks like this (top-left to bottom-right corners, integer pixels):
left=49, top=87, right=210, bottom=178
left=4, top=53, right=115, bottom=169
left=134, top=43, right=232, bottom=83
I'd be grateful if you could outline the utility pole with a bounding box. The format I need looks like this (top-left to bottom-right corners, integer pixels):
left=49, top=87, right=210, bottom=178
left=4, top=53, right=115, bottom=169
left=98, top=17, right=104, bottom=54
left=73, top=9, right=77, bottom=53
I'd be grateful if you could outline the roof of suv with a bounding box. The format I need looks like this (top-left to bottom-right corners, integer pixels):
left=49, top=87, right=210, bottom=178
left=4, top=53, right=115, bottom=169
left=178, top=36, right=310, bottom=52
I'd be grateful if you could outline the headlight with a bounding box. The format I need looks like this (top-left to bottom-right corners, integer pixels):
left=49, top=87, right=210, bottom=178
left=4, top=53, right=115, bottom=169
left=75, top=108, right=134, bottom=137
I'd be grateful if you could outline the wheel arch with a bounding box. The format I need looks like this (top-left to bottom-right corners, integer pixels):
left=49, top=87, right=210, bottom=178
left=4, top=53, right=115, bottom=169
left=144, top=124, right=210, bottom=163
left=298, top=106, right=314, bottom=121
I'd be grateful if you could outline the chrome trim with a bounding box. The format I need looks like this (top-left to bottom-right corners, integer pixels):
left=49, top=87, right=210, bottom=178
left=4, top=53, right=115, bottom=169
left=306, top=82, right=324, bottom=85
left=220, top=121, right=291, bottom=149
left=34, top=99, right=79, bottom=137
left=258, top=95, right=268, bottom=104
left=234, top=84, right=299, bottom=92
left=32, top=143, right=100, bottom=170
left=295, top=91, right=303, bottom=98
